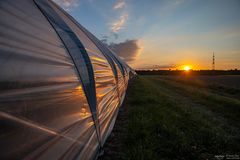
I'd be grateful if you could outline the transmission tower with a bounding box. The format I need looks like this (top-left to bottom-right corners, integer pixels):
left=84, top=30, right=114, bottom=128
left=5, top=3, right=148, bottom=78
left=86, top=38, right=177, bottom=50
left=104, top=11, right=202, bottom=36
left=212, top=52, right=215, bottom=70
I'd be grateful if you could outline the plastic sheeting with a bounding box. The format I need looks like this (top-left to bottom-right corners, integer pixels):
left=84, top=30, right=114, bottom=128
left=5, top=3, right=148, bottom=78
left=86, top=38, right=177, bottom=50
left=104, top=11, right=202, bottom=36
left=0, top=0, right=136, bottom=159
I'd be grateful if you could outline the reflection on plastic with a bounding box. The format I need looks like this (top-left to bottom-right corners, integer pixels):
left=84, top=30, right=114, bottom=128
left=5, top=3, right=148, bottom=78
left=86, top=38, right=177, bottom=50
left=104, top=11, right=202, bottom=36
left=0, top=0, right=136, bottom=159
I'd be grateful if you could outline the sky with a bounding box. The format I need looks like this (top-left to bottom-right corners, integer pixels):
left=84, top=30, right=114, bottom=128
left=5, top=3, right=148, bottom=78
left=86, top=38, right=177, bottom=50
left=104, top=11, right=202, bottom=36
left=54, top=0, right=240, bottom=70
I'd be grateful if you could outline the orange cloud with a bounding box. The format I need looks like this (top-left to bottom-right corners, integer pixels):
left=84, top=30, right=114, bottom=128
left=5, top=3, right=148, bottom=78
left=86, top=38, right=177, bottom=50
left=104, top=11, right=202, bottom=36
left=110, top=13, right=128, bottom=33
left=113, top=1, right=126, bottom=10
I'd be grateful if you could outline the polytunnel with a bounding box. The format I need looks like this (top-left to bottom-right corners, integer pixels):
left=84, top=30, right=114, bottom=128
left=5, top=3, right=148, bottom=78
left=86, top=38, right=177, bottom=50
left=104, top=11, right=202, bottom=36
left=0, top=0, right=136, bottom=159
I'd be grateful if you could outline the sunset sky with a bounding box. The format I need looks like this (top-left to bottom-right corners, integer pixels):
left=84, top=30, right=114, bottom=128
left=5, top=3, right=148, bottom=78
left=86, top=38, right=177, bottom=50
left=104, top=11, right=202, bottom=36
left=54, top=0, right=240, bottom=70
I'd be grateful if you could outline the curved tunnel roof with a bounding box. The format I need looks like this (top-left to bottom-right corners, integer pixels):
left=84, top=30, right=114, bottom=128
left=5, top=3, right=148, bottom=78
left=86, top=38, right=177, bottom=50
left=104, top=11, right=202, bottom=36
left=0, top=0, right=136, bottom=159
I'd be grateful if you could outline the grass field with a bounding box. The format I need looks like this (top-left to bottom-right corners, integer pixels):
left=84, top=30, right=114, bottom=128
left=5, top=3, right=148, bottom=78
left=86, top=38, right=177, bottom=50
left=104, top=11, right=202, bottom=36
left=100, top=75, right=240, bottom=160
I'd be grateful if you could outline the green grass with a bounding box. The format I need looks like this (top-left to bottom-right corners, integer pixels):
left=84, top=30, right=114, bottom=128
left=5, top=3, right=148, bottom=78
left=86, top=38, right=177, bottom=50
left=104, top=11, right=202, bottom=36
left=101, top=75, right=240, bottom=160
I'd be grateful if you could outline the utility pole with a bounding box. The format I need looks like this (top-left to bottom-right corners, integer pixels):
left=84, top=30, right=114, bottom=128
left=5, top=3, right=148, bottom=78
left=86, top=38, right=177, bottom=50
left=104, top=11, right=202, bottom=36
left=212, top=52, right=215, bottom=70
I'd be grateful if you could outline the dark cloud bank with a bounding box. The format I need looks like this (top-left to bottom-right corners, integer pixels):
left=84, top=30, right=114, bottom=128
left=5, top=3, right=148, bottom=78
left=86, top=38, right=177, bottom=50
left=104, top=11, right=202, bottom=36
left=108, top=39, right=142, bottom=62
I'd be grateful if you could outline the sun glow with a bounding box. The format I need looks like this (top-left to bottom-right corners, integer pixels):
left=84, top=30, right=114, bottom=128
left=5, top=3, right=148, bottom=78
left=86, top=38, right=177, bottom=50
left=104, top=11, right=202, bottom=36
left=184, top=66, right=191, bottom=71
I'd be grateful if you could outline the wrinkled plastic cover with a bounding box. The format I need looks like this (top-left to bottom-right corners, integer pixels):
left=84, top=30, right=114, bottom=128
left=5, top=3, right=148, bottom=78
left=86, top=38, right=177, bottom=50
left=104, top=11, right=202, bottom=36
left=0, top=0, right=135, bottom=159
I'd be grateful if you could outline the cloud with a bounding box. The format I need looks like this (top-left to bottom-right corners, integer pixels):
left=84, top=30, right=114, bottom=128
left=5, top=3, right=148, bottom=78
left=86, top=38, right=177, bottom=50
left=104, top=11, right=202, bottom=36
left=113, top=1, right=126, bottom=10
left=173, top=0, right=185, bottom=5
left=109, top=39, right=142, bottom=62
left=113, top=33, right=119, bottom=39
left=110, top=13, right=128, bottom=33
left=152, top=64, right=177, bottom=69
left=136, top=64, right=177, bottom=70
left=101, top=38, right=108, bottom=44
left=53, top=0, right=79, bottom=10
left=109, top=0, right=128, bottom=33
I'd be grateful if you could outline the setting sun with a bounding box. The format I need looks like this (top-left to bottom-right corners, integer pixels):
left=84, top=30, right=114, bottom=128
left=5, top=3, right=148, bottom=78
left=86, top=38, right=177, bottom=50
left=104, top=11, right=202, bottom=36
left=184, top=66, right=191, bottom=71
